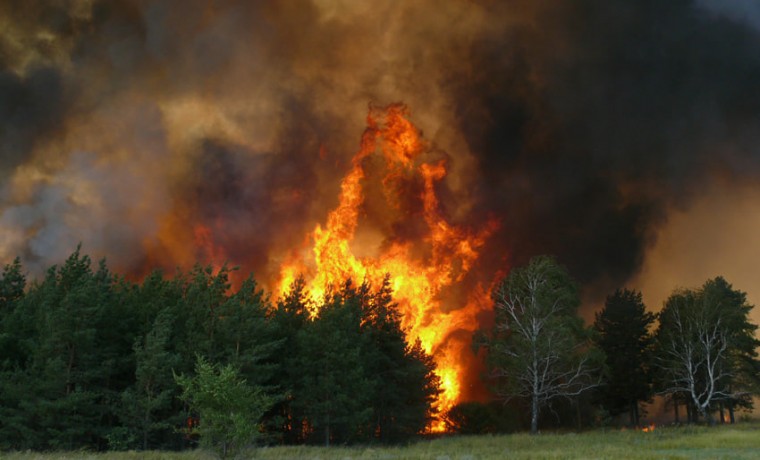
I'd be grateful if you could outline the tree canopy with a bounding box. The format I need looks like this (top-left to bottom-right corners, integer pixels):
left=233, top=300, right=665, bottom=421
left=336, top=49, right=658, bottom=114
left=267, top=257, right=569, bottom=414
left=0, top=249, right=441, bottom=451
left=593, top=288, right=656, bottom=426
left=655, top=277, right=760, bottom=424
left=1, top=248, right=759, bottom=450
left=478, top=255, right=601, bottom=434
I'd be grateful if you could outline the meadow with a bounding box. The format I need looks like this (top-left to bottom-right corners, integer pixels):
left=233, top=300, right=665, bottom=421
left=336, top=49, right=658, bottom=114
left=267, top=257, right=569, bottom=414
left=4, top=423, right=760, bottom=460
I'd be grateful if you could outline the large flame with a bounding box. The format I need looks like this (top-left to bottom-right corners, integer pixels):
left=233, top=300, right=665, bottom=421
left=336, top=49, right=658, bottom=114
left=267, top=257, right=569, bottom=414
left=277, top=103, right=498, bottom=430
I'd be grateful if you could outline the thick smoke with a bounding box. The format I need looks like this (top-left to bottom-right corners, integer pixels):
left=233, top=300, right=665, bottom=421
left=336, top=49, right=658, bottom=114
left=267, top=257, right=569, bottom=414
left=2, top=0, right=760, bottom=307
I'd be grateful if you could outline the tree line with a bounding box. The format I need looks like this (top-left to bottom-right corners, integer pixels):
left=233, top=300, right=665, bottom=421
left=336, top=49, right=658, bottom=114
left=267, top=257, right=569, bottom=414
left=475, top=255, right=760, bottom=434
left=1, top=249, right=759, bottom=453
left=0, top=247, right=439, bottom=456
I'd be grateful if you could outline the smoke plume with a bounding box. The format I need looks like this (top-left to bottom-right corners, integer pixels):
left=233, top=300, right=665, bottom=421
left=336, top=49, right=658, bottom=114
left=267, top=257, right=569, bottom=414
left=2, top=0, right=760, bottom=312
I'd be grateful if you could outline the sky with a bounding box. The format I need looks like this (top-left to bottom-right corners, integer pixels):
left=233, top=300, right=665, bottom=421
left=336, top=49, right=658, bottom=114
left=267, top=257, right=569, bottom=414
left=2, top=0, right=760, bottom=327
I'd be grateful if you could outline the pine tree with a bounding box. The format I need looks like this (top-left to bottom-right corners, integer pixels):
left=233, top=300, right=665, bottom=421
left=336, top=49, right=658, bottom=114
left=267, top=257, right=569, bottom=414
left=594, top=289, right=656, bottom=426
left=361, top=276, right=440, bottom=441
left=118, top=310, right=181, bottom=450
left=292, top=281, right=373, bottom=446
left=9, top=248, right=127, bottom=449
left=268, top=276, right=310, bottom=443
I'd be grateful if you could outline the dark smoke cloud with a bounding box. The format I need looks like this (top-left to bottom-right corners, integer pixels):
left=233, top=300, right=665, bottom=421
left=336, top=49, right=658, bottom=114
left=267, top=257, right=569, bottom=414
left=0, top=66, right=67, bottom=175
left=450, top=0, right=760, bottom=296
left=1, top=0, right=760, bottom=307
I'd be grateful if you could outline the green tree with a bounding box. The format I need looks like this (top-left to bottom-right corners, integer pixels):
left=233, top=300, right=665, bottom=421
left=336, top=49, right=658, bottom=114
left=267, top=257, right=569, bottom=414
left=702, top=277, right=760, bottom=422
left=174, top=265, right=232, bottom=368
left=656, top=277, right=760, bottom=424
left=268, top=276, right=310, bottom=443
left=175, top=355, right=275, bottom=458
left=112, top=269, right=187, bottom=450
left=360, top=276, right=440, bottom=442
left=118, top=309, right=181, bottom=450
left=0, top=247, right=136, bottom=449
left=214, top=276, right=281, bottom=382
left=0, top=257, right=28, bottom=441
left=479, top=256, right=600, bottom=434
left=0, top=257, right=25, bottom=314
left=292, top=280, right=374, bottom=446
left=593, top=288, right=656, bottom=426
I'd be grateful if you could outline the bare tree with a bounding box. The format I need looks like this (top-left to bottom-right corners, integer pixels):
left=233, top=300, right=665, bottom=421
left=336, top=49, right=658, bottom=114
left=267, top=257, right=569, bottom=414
left=480, top=256, right=600, bottom=434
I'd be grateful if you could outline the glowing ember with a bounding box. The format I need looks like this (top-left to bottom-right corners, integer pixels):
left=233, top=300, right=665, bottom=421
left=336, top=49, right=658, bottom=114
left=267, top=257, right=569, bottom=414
left=278, top=103, right=498, bottom=430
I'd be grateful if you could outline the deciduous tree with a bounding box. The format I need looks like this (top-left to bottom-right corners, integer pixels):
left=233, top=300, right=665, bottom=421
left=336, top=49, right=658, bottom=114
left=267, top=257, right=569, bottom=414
left=175, top=355, right=275, bottom=458
left=479, top=256, right=601, bottom=434
left=656, top=277, right=760, bottom=424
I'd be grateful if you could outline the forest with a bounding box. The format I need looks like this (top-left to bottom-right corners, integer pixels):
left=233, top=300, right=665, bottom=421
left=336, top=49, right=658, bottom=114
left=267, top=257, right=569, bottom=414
left=0, top=249, right=758, bottom=457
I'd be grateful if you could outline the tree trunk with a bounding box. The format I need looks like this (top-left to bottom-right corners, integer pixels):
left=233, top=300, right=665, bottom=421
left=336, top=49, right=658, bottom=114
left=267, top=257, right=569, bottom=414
left=531, top=394, right=539, bottom=434
left=673, top=398, right=679, bottom=424
left=633, top=402, right=640, bottom=427
left=705, top=408, right=715, bottom=426
left=728, top=402, right=736, bottom=424
left=325, top=414, right=330, bottom=447
left=686, top=402, right=692, bottom=423
left=629, top=402, right=635, bottom=426
left=719, top=403, right=725, bottom=424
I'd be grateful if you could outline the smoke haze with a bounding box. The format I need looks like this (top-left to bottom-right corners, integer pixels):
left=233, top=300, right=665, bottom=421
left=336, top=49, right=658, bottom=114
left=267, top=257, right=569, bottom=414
left=2, top=0, right=760, bottom=313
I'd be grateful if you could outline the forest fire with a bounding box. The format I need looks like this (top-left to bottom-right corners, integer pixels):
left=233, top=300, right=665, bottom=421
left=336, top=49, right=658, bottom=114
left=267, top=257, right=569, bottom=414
left=277, top=103, right=499, bottom=430
left=3, top=0, right=760, bottom=447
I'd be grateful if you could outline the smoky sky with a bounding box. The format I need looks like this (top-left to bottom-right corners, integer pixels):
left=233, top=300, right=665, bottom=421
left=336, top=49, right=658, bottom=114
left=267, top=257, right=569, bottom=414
left=1, top=0, right=760, bottom=301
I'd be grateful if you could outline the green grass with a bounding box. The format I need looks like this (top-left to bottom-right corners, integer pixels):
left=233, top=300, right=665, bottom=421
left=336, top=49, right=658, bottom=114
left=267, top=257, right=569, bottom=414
left=3, top=423, right=760, bottom=460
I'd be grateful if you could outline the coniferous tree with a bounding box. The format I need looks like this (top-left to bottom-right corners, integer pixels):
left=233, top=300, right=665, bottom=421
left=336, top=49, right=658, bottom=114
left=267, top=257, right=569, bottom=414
left=593, top=289, right=656, bottom=426
left=0, top=250, right=442, bottom=449
left=268, top=276, right=310, bottom=444
left=292, top=281, right=373, bottom=446
left=215, top=276, right=282, bottom=383
left=0, top=257, right=30, bottom=449
left=118, top=310, right=181, bottom=450
left=361, top=276, right=440, bottom=442
left=174, top=265, right=232, bottom=368
left=0, top=257, right=27, bottom=371
left=113, top=269, right=186, bottom=450
left=2, top=248, right=129, bottom=449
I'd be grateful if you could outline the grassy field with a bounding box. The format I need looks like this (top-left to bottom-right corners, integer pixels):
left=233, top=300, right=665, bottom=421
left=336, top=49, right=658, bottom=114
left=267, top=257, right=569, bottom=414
left=3, top=423, right=760, bottom=460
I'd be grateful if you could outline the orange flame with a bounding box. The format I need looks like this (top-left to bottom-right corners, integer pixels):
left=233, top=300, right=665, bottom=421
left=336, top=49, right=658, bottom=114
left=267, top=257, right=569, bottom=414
left=278, top=103, right=499, bottom=431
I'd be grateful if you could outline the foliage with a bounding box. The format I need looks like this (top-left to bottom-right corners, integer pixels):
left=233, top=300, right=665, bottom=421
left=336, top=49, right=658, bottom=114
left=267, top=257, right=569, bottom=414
left=444, top=401, right=522, bottom=434
left=593, top=288, right=656, bottom=425
left=478, top=255, right=601, bottom=434
left=655, top=277, right=760, bottom=423
left=272, top=277, right=440, bottom=446
left=175, top=355, right=276, bottom=458
left=2, top=246, right=758, bottom=453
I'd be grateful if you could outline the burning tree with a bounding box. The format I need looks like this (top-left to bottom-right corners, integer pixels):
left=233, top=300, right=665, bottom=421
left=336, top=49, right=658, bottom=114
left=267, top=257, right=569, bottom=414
left=478, top=256, right=601, bottom=434
left=275, top=103, right=497, bottom=427
left=655, top=277, right=760, bottom=424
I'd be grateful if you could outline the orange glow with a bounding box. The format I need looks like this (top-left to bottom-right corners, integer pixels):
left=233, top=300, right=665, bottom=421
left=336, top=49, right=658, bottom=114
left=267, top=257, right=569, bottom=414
left=641, top=423, right=656, bottom=432
left=277, top=103, right=499, bottom=430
